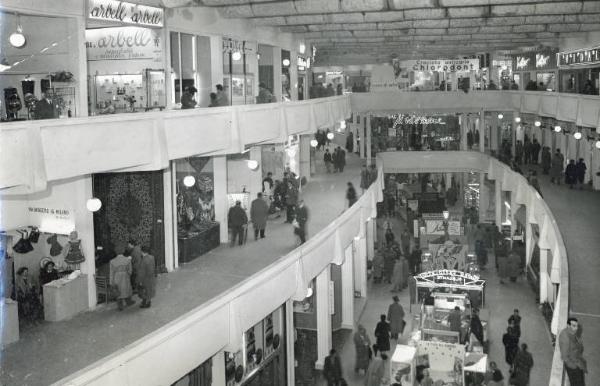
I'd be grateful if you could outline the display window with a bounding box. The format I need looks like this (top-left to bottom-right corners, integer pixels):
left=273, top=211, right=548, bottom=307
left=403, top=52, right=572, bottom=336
left=170, top=32, right=212, bottom=108
left=0, top=12, right=81, bottom=122
left=223, top=37, right=257, bottom=105
left=174, top=157, right=219, bottom=264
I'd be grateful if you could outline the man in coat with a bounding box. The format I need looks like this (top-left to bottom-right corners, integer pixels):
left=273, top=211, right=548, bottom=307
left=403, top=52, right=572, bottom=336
left=387, top=296, right=405, bottom=339
left=541, top=146, right=552, bottom=174
left=228, top=201, right=248, bottom=247
left=137, top=245, right=156, bottom=308
left=374, top=314, right=391, bottom=354
left=323, top=349, right=343, bottom=386
left=550, top=149, right=564, bottom=184
left=34, top=92, right=56, bottom=119
left=250, top=192, right=269, bottom=240
left=294, top=200, right=308, bottom=244
left=128, top=238, right=143, bottom=294
left=324, top=149, right=333, bottom=173
left=559, top=317, right=587, bottom=386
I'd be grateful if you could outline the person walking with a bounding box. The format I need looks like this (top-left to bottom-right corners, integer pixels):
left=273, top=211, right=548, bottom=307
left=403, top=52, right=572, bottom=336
left=384, top=225, right=395, bottom=246
left=502, top=324, right=520, bottom=366
left=508, top=309, right=522, bottom=338
left=137, top=245, right=156, bottom=308
left=575, top=158, right=587, bottom=190
left=294, top=200, right=308, bottom=244
left=559, top=317, right=587, bottom=386
left=346, top=182, right=358, bottom=208
left=323, top=349, right=343, bottom=386
left=360, top=165, right=370, bottom=193
left=383, top=244, right=396, bottom=284
left=127, top=238, right=143, bottom=296
left=228, top=200, right=248, bottom=247
left=390, top=256, right=405, bottom=292
left=511, top=343, right=534, bottom=386
left=449, top=306, right=462, bottom=338
left=550, top=149, right=564, bottom=184
left=250, top=192, right=269, bottom=240
left=531, top=138, right=541, bottom=164
left=565, top=159, right=577, bottom=188
left=353, top=325, right=371, bottom=374
left=400, top=228, right=411, bottom=256
left=484, top=361, right=505, bottom=386
left=470, top=308, right=485, bottom=347
left=285, top=180, right=298, bottom=224
left=365, top=352, right=387, bottom=386
left=324, top=148, right=333, bottom=173
left=374, top=314, right=391, bottom=355
left=541, top=146, right=552, bottom=174
left=387, top=296, right=405, bottom=339
left=110, top=247, right=135, bottom=311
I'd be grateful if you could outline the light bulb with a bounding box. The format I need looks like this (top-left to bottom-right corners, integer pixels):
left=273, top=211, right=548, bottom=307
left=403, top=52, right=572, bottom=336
left=299, top=43, right=306, bottom=54
left=534, top=121, right=541, bottom=127
left=9, top=32, right=26, bottom=48
left=232, top=51, right=242, bottom=61
left=497, top=114, right=503, bottom=120
left=247, top=160, right=259, bottom=170
left=310, top=139, right=318, bottom=147
left=282, top=58, right=290, bottom=67
left=327, top=132, right=334, bottom=140
left=595, top=140, right=600, bottom=149
left=515, top=117, right=521, bottom=123
left=183, top=175, right=196, bottom=187
left=554, top=126, right=562, bottom=133
left=86, top=198, right=102, bottom=212
left=340, top=120, right=346, bottom=129
left=574, top=132, right=582, bottom=140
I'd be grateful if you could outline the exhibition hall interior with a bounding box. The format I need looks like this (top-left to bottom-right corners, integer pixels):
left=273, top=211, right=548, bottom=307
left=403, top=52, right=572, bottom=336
left=1, top=1, right=600, bottom=385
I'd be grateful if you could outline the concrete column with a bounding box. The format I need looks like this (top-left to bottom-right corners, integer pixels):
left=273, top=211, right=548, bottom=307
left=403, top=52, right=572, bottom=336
left=366, top=217, right=375, bottom=260
left=479, top=111, right=485, bottom=153
left=299, top=135, right=312, bottom=184
left=341, top=244, right=355, bottom=329
left=212, top=351, right=226, bottom=386
left=353, top=114, right=359, bottom=153
left=491, top=119, right=499, bottom=153
left=495, top=180, right=502, bottom=227
left=478, top=172, right=486, bottom=223
left=76, top=175, right=96, bottom=308
left=213, top=156, right=229, bottom=243
left=273, top=48, right=283, bottom=103
left=509, top=192, right=516, bottom=245
left=285, top=298, right=296, bottom=386
left=354, top=236, right=368, bottom=298
left=163, top=167, right=175, bottom=272
left=460, top=114, right=468, bottom=151
left=315, top=267, right=332, bottom=370
left=511, top=110, right=517, bottom=158
left=289, top=51, right=299, bottom=101
left=539, top=248, right=549, bottom=302
left=249, top=146, right=263, bottom=198
left=366, top=114, right=372, bottom=166
left=525, top=220, right=533, bottom=267
left=72, top=16, right=88, bottom=117
left=359, top=115, right=366, bottom=159
left=210, top=36, right=224, bottom=92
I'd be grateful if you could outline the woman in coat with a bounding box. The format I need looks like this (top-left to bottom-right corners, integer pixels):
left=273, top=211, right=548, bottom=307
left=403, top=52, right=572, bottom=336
left=541, top=147, right=552, bottom=174
left=353, top=325, right=371, bottom=374
left=137, top=246, right=156, bottom=308
left=374, top=314, right=391, bottom=354
left=565, top=159, right=577, bottom=188
left=110, top=248, right=134, bottom=310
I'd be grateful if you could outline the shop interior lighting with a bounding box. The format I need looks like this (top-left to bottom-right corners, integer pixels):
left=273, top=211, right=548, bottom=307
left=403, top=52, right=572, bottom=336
left=9, top=14, right=26, bottom=48
left=574, top=132, right=582, bottom=140
left=534, top=121, right=541, bottom=127
left=554, top=125, right=562, bottom=133
left=497, top=114, right=503, bottom=120
left=86, top=198, right=102, bottom=212
left=340, top=120, right=346, bottom=129
left=327, top=132, right=334, bottom=140
left=514, top=117, right=521, bottom=123
left=247, top=160, right=259, bottom=170
left=183, top=175, right=196, bottom=187
left=282, top=58, right=290, bottom=67
left=595, top=140, right=600, bottom=149
left=310, top=139, right=318, bottom=147
left=231, top=51, right=242, bottom=61
left=442, top=210, right=449, bottom=220
left=299, top=43, right=306, bottom=55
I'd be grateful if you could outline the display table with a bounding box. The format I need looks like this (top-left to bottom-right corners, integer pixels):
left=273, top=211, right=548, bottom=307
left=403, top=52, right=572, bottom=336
left=43, top=274, right=88, bottom=322
left=1, top=298, right=19, bottom=347
left=178, top=223, right=220, bottom=264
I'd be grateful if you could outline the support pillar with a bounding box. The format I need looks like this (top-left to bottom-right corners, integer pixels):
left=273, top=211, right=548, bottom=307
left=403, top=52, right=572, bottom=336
left=249, top=146, right=262, bottom=199
left=353, top=114, right=359, bottom=154
left=299, top=135, right=311, bottom=184
left=285, top=298, right=295, bottom=386
left=354, top=236, right=368, bottom=299
left=360, top=115, right=366, bottom=159
left=273, top=47, right=283, bottom=103
left=525, top=220, right=533, bottom=267
left=366, top=113, right=372, bottom=166
left=163, top=167, right=175, bottom=272
left=289, top=50, right=299, bottom=101
left=341, top=244, right=355, bottom=329
left=315, top=267, right=332, bottom=370
left=479, top=110, right=485, bottom=153
left=212, top=351, right=226, bottom=386
left=495, top=180, right=502, bottom=228
left=366, top=217, right=375, bottom=260
left=478, top=172, right=486, bottom=223
left=510, top=192, right=517, bottom=245
left=214, top=156, right=229, bottom=243
left=460, top=114, right=468, bottom=151
left=539, top=248, right=549, bottom=302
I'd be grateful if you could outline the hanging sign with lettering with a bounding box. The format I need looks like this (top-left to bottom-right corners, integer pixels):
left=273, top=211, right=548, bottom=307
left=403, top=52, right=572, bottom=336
left=85, top=27, right=163, bottom=62
left=405, top=59, right=480, bottom=72
left=559, top=47, right=600, bottom=67
left=88, top=0, right=164, bottom=27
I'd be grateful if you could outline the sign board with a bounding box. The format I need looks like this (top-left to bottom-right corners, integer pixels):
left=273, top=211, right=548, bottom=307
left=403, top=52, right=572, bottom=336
left=559, top=47, right=600, bottom=67
left=88, top=0, right=164, bottom=27
left=425, top=220, right=461, bottom=236
left=85, top=27, right=163, bottom=62
left=392, top=113, right=445, bottom=127
left=28, top=206, right=75, bottom=235
left=405, top=59, right=479, bottom=72
left=222, top=37, right=257, bottom=55
left=415, top=269, right=482, bottom=285
left=370, top=64, right=410, bottom=91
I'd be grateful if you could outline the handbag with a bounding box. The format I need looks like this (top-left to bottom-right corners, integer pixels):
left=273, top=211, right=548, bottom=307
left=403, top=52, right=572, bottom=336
left=13, top=230, right=34, bottom=254
left=292, top=219, right=300, bottom=228
left=29, top=227, right=40, bottom=243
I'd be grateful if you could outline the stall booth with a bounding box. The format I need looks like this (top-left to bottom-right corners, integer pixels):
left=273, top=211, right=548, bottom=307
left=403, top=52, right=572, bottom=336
left=86, top=0, right=167, bottom=115
left=225, top=306, right=286, bottom=386
left=511, top=49, right=558, bottom=91
left=558, top=46, right=600, bottom=95
left=393, top=270, right=488, bottom=385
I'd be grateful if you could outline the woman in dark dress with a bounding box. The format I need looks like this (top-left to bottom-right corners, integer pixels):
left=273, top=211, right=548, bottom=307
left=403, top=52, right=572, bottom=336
left=374, top=314, right=391, bottom=355
left=39, top=261, right=59, bottom=289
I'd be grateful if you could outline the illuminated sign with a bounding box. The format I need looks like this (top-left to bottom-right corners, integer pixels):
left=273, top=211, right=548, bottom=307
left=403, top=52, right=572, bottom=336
left=297, top=56, right=307, bottom=70
left=85, top=27, right=162, bottom=61
left=536, top=54, right=550, bottom=68
left=391, top=113, right=446, bottom=127
left=88, top=0, right=164, bottom=27
left=415, top=269, right=481, bottom=283
left=516, top=56, right=531, bottom=69
left=405, top=59, right=479, bottom=72
left=559, top=47, right=600, bottom=66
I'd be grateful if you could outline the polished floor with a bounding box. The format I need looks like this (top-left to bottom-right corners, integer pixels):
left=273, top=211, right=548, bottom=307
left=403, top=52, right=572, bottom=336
left=1, top=150, right=595, bottom=386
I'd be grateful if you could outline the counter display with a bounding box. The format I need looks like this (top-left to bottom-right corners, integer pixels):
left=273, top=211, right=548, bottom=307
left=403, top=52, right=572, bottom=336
left=43, top=274, right=88, bottom=322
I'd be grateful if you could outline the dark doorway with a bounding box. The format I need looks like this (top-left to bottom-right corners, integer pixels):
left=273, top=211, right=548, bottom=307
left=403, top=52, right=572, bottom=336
left=92, top=171, right=166, bottom=272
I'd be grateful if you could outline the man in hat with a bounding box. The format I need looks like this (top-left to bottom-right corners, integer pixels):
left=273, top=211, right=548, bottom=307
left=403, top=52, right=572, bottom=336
left=181, top=86, right=197, bottom=109
left=228, top=200, right=248, bottom=247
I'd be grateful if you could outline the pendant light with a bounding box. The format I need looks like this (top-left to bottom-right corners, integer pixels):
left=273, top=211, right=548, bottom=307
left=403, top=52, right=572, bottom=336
left=9, top=14, right=26, bottom=48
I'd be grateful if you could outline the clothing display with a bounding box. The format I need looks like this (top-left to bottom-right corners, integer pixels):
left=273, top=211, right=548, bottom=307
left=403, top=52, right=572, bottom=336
left=64, top=239, right=85, bottom=265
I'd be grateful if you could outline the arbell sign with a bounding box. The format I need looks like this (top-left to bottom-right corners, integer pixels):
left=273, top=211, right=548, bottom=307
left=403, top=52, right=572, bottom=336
left=88, top=0, right=164, bottom=27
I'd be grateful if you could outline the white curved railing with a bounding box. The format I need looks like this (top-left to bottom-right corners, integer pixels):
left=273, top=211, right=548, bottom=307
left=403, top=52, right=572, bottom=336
left=376, top=151, right=569, bottom=386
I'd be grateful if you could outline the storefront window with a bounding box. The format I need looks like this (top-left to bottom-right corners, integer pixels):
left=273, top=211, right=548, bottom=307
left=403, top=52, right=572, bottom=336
left=170, top=32, right=212, bottom=108
left=281, top=49, right=291, bottom=101
left=223, top=37, right=256, bottom=105
left=174, top=157, right=219, bottom=264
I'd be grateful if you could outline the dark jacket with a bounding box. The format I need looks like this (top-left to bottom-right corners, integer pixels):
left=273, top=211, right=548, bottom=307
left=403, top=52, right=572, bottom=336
left=374, top=320, right=391, bottom=352
left=323, top=354, right=342, bottom=382
left=228, top=205, right=248, bottom=227
left=296, top=205, right=308, bottom=226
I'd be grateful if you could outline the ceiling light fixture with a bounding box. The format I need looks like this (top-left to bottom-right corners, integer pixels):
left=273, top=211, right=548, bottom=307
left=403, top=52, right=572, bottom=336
left=282, top=58, right=290, bottom=67
left=534, top=121, right=541, bottom=127
left=232, top=51, right=242, bottom=61
left=310, top=139, right=318, bottom=147
left=497, top=113, right=503, bottom=120
left=86, top=198, right=102, bottom=212
left=299, top=43, right=306, bottom=54
left=595, top=140, right=600, bottom=149
left=515, top=117, right=521, bottom=123
left=183, top=175, right=196, bottom=187
left=574, top=131, right=582, bottom=140
left=554, top=125, right=562, bottom=133
left=9, top=14, right=26, bottom=48
left=327, top=132, right=334, bottom=140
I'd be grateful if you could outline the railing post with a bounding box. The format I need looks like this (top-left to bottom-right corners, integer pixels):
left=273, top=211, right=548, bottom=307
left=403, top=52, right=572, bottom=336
left=314, top=266, right=332, bottom=370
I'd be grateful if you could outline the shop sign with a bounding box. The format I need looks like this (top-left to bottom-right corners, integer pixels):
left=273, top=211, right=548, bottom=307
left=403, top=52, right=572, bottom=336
left=405, top=59, right=480, bottom=72
left=88, top=0, right=164, bottom=27
left=391, top=114, right=445, bottom=127
left=222, top=37, right=256, bottom=55
left=415, top=269, right=481, bottom=284
left=29, top=206, right=74, bottom=234
left=85, top=27, right=162, bottom=62
left=559, top=47, right=600, bottom=66
left=297, top=56, right=308, bottom=70
left=425, top=220, right=461, bottom=235
left=326, top=71, right=343, bottom=75
left=535, top=51, right=557, bottom=69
